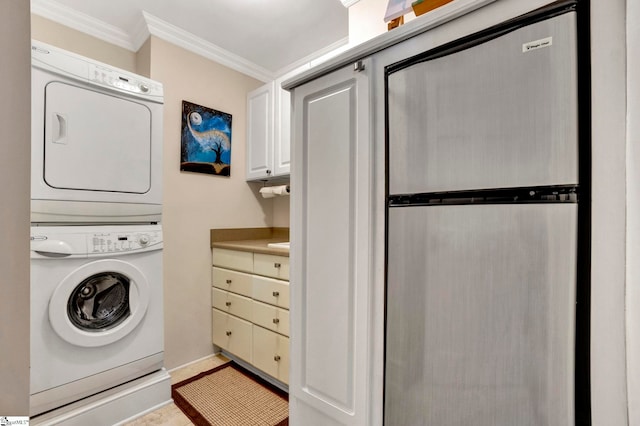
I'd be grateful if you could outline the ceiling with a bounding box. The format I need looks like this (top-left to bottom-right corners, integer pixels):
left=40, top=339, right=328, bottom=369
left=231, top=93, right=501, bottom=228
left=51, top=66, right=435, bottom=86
left=31, top=0, right=350, bottom=81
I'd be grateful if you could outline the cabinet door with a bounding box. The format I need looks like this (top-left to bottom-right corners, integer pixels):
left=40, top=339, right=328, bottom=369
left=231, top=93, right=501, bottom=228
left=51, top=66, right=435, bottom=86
left=273, top=82, right=291, bottom=177
left=212, top=288, right=253, bottom=321
left=212, top=248, right=253, bottom=273
left=212, top=309, right=252, bottom=362
left=252, top=300, right=290, bottom=336
left=211, top=266, right=253, bottom=297
left=253, top=275, right=290, bottom=309
left=253, top=325, right=290, bottom=384
left=254, top=253, right=289, bottom=280
left=290, top=59, right=372, bottom=425
left=246, top=82, right=274, bottom=180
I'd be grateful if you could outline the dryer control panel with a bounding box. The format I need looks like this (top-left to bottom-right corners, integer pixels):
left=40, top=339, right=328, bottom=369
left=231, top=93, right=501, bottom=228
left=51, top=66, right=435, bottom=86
left=88, top=63, right=162, bottom=98
left=31, top=41, right=163, bottom=102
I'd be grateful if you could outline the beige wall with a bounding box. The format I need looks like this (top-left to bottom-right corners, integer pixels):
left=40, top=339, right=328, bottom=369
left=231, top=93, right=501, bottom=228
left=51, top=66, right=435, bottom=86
left=0, top=0, right=31, bottom=415
left=348, top=0, right=388, bottom=46
left=31, top=15, right=136, bottom=73
left=272, top=196, right=291, bottom=228
left=147, top=36, right=269, bottom=368
left=136, top=38, right=151, bottom=77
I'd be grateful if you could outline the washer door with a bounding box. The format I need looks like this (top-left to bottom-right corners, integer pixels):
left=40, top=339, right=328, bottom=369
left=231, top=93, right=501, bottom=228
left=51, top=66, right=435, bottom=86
left=49, top=259, right=150, bottom=347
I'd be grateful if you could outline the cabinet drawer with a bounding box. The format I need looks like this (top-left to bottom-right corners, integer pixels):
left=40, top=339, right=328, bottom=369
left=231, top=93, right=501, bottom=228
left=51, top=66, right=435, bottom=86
left=254, top=253, right=289, bottom=280
left=252, top=300, right=289, bottom=336
left=212, top=309, right=252, bottom=362
left=253, top=325, right=289, bottom=384
left=212, top=248, right=253, bottom=273
left=253, top=275, right=289, bottom=309
left=212, top=288, right=253, bottom=321
left=212, top=267, right=252, bottom=297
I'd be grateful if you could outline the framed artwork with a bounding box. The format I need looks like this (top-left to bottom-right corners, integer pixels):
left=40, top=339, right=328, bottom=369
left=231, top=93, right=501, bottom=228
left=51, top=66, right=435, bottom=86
left=180, top=100, right=232, bottom=176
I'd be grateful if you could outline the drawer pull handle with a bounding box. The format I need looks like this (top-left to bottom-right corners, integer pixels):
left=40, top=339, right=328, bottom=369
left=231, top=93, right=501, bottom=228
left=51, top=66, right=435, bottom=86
left=226, top=331, right=232, bottom=336
left=225, top=302, right=232, bottom=307
left=272, top=291, right=280, bottom=297
left=274, top=263, right=281, bottom=268
left=272, top=318, right=280, bottom=324
left=274, top=355, right=281, bottom=362
left=226, top=279, right=232, bottom=284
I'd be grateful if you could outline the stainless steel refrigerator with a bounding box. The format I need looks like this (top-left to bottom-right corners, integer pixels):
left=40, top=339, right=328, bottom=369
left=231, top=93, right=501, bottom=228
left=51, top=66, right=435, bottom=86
left=384, top=1, right=589, bottom=425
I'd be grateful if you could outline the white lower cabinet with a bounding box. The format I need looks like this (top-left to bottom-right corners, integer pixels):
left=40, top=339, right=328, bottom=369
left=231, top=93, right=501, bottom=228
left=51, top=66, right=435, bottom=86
left=211, top=248, right=253, bottom=273
left=252, top=275, right=290, bottom=308
left=253, top=325, right=290, bottom=384
left=211, top=267, right=253, bottom=297
left=211, top=309, right=253, bottom=362
left=254, top=253, right=290, bottom=280
left=252, top=300, right=290, bottom=336
left=212, top=248, right=290, bottom=385
left=212, top=287, right=253, bottom=320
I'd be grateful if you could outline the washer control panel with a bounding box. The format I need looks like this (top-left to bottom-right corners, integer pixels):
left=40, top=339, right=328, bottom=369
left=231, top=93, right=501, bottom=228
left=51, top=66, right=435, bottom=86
left=90, top=230, right=162, bottom=254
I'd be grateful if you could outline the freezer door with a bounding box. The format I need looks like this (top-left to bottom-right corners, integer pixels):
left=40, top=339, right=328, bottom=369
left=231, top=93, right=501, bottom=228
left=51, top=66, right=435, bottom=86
left=385, top=204, right=577, bottom=425
left=388, top=11, right=578, bottom=194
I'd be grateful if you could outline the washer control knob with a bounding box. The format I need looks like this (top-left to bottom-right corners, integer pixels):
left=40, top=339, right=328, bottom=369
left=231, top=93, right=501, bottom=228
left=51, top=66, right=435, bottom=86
left=139, top=235, right=150, bottom=246
left=140, top=84, right=149, bottom=93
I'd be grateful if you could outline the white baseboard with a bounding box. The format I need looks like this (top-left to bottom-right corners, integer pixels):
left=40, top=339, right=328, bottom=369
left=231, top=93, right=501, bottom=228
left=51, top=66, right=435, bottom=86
left=167, top=351, right=221, bottom=375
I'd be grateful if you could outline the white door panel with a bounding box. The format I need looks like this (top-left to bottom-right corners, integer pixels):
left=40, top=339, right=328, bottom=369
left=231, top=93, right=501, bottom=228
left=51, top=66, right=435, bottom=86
left=290, top=59, right=372, bottom=425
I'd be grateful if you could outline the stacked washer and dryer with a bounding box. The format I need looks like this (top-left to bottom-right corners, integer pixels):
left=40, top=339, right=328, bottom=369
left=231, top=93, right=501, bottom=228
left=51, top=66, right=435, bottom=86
left=29, top=41, right=170, bottom=423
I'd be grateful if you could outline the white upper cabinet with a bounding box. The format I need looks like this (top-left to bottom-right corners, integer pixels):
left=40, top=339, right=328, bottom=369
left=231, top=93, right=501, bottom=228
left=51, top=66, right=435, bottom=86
left=246, top=83, right=274, bottom=180
left=273, top=77, right=292, bottom=177
left=246, top=80, right=291, bottom=181
left=246, top=66, right=309, bottom=181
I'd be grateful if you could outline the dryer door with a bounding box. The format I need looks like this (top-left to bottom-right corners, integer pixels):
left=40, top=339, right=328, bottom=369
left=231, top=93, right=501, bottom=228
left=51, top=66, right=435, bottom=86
left=44, top=81, right=152, bottom=194
left=49, top=259, right=150, bottom=347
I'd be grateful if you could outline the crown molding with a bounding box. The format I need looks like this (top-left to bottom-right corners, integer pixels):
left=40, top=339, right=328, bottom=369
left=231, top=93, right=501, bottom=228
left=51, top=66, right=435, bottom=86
left=30, top=0, right=275, bottom=82
left=141, top=11, right=274, bottom=82
left=131, top=12, right=152, bottom=52
left=31, top=0, right=136, bottom=51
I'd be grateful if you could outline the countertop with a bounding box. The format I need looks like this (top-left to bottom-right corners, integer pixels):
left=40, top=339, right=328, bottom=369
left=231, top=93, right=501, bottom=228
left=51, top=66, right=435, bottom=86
left=210, top=227, right=289, bottom=257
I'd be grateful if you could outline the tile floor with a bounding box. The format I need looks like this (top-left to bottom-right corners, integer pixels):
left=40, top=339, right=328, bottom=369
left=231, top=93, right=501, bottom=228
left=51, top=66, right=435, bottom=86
left=124, top=354, right=230, bottom=426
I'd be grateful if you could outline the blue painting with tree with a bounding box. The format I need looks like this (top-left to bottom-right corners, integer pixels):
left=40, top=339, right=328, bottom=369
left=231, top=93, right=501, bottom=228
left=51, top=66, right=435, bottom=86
left=180, top=100, right=232, bottom=176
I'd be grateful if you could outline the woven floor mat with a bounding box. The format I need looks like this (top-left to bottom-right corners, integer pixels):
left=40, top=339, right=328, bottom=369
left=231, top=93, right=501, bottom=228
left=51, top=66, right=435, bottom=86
left=172, top=362, right=288, bottom=426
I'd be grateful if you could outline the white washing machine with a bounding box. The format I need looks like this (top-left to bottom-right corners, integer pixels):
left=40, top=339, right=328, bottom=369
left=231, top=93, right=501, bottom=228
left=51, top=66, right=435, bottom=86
left=31, top=40, right=164, bottom=224
left=30, top=224, right=166, bottom=416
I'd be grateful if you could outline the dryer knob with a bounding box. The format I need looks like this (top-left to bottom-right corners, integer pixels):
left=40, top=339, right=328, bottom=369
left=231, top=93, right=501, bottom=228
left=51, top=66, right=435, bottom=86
left=139, top=235, right=150, bottom=246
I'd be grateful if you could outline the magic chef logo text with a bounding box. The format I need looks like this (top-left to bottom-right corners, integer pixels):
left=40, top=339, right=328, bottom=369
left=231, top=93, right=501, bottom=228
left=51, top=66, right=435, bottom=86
left=522, top=36, right=553, bottom=53
left=0, top=417, right=29, bottom=426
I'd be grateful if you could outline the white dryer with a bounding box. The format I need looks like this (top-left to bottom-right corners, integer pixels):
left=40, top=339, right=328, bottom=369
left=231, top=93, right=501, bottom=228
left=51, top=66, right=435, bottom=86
left=30, top=224, right=166, bottom=416
left=31, top=41, right=163, bottom=224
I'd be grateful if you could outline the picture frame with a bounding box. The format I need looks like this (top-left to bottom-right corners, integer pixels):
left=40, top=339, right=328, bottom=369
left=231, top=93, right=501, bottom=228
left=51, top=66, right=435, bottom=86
left=180, top=100, right=232, bottom=176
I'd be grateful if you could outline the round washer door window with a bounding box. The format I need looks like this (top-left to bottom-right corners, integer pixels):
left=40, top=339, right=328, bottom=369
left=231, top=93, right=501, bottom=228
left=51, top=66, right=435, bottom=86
left=49, top=259, right=150, bottom=347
